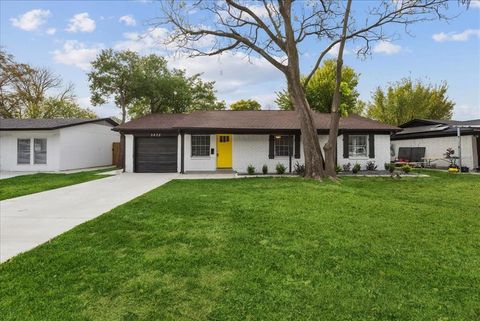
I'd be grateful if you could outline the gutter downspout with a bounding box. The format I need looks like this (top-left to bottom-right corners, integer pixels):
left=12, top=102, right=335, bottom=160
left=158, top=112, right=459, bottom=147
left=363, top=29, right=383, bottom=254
left=453, top=124, right=480, bottom=169
left=457, top=127, right=462, bottom=168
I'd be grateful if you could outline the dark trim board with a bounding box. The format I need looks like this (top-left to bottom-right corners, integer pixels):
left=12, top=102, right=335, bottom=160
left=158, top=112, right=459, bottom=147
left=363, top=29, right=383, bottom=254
left=392, top=131, right=479, bottom=141
left=119, top=128, right=395, bottom=135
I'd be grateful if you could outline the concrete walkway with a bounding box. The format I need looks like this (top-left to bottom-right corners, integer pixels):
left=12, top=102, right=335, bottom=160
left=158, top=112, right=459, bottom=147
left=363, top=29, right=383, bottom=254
left=0, top=173, right=179, bottom=262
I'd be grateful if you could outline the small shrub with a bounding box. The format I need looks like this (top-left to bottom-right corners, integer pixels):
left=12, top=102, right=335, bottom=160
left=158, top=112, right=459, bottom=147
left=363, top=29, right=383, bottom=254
left=444, top=147, right=455, bottom=158
left=385, top=162, right=395, bottom=173
left=276, top=163, right=286, bottom=175
left=365, top=161, right=377, bottom=171
left=247, top=164, right=255, bottom=175
left=294, top=161, right=305, bottom=176
left=352, top=163, right=361, bottom=174
left=342, top=162, right=351, bottom=172
left=335, top=165, right=342, bottom=174
left=401, top=164, right=412, bottom=174
left=262, top=164, right=268, bottom=174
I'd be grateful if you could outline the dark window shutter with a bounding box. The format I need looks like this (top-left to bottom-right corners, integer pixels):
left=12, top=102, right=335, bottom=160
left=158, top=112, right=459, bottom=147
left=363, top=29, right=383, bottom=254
left=268, top=135, right=274, bottom=159
left=294, top=134, right=301, bottom=158
left=343, top=133, right=349, bottom=158
left=369, top=134, right=375, bottom=158
left=288, top=135, right=294, bottom=156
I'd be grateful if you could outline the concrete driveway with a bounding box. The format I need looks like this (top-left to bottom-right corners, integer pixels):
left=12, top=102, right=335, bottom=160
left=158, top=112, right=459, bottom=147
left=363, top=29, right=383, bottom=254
left=0, top=173, right=179, bottom=262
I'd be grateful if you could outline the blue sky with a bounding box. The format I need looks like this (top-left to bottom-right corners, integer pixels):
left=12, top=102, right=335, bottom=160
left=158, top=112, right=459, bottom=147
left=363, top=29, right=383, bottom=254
left=1, top=0, right=479, bottom=120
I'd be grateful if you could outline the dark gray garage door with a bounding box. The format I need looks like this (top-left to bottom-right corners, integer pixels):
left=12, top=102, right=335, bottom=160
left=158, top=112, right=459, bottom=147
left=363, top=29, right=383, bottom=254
left=135, top=136, right=177, bottom=173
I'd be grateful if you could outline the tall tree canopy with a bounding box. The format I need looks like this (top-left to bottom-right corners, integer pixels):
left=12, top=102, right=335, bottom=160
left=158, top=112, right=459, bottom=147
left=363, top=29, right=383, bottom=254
left=275, top=59, right=359, bottom=115
left=367, top=78, right=454, bottom=125
left=89, top=50, right=224, bottom=122
left=230, top=99, right=261, bottom=111
left=157, top=0, right=458, bottom=179
left=0, top=50, right=96, bottom=119
left=89, top=49, right=140, bottom=124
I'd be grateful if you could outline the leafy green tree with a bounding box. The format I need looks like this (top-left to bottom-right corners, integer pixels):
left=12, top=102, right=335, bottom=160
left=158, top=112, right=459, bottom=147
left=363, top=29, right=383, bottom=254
left=366, top=78, right=454, bottom=125
left=129, top=55, right=187, bottom=115
left=230, top=99, right=261, bottom=111
left=88, top=49, right=140, bottom=123
left=352, top=100, right=367, bottom=116
left=89, top=50, right=225, bottom=120
left=186, top=74, right=225, bottom=112
left=127, top=55, right=224, bottom=118
left=275, top=59, right=359, bottom=115
left=25, top=98, right=97, bottom=119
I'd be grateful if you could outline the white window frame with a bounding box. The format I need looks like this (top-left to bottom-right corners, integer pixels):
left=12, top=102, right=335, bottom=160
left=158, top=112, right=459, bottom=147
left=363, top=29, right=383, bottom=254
left=16, top=138, right=48, bottom=165
left=191, top=135, right=210, bottom=158
left=274, top=135, right=290, bottom=157
left=348, top=135, right=368, bottom=158
left=17, top=138, right=31, bottom=165
left=34, top=138, right=47, bottom=164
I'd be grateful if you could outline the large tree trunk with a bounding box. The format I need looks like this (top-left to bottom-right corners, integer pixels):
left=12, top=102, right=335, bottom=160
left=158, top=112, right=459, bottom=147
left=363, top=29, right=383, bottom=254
left=281, top=1, right=325, bottom=179
left=324, top=0, right=352, bottom=178
left=287, top=73, right=326, bottom=179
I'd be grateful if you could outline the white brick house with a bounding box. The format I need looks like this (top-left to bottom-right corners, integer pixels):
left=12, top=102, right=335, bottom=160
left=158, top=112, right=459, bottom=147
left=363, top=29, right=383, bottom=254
left=0, top=118, right=119, bottom=172
left=115, top=111, right=399, bottom=174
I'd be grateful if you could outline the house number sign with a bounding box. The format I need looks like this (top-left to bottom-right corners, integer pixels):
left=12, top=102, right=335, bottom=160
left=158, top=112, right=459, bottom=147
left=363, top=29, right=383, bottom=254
left=150, top=133, right=162, bottom=137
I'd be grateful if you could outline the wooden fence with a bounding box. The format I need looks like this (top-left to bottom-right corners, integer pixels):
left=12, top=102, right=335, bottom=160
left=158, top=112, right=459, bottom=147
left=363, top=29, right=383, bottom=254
left=112, top=142, right=122, bottom=168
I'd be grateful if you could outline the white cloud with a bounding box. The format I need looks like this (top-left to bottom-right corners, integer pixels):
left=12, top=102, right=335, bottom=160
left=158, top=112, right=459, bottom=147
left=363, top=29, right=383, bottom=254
left=327, top=43, right=350, bottom=57
left=168, top=52, right=282, bottom=95
left=114, top=27, right=171, bottom=52
left=470, top=1, right=480, bottom=9
left=373, top=40, right=402, bottom=55
left=46, top=27, right=56, bottom=35
left=10, top=9, right=51, bottom=31
left=119, top=15, right=136, bottom=26
left=432, top=29, right=480, bottom=42
left=113, top=26, right=284, bottom=107
left=52, top=40, right=102, bottom=70
left=66, top=13, right=96, bottom=33
left=246, top=4, right=270, bottom=18
left=453, top=104, right=480, bottom=120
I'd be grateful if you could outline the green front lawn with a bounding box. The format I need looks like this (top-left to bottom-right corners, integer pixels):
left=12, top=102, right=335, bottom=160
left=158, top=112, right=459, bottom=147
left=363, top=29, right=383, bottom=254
left=0, top=168, right=115, bottom=200
left=1, top=171, right=479, bottom=320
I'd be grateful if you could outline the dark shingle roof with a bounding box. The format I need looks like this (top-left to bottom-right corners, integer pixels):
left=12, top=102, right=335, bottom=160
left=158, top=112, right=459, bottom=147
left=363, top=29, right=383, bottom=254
left=0, top=118, right=118, bottom=130
left=114, top=111, right=399, bottom=132
left=393, top=118, right=480, bottom=140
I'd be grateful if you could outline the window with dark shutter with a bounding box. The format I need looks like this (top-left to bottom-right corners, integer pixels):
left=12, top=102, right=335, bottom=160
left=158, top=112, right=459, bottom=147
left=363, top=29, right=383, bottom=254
left=343, top=134, right=349, bottom=158
left=17, top=139, right=31, bottom=164
left=368, top=134, right=375, bottom=158
left=274, top=135, right=290, bottom=157
left=348, top=135, right=368, bottom=158
left=34, top=139, right=47, bottom=164
left=294, top=134, right=301, bottom=158
left=268, top=135, right=274, bottom=159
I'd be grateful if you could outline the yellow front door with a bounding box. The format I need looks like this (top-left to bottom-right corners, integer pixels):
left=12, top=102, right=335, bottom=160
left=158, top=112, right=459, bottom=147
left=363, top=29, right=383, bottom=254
left=216, top=134, right=232, bottom=169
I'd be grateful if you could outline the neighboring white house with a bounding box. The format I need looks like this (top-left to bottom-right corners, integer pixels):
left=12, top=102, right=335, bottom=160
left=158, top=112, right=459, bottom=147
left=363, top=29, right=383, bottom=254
left=0, top=118, right=119, bottom=172
left=114, top=111, right=399, bottom=173
left=391, top=119, right=480, bottom=170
